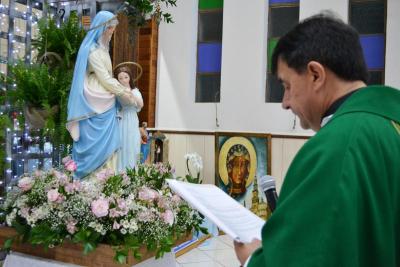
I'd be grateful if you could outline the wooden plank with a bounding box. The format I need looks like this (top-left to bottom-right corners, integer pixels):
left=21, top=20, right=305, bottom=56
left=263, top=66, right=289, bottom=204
left=0, top=227, right=191, bottom=267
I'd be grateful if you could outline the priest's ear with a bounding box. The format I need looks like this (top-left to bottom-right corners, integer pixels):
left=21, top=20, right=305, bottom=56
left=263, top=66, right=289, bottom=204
left=307, top=61, right=326, bottom=90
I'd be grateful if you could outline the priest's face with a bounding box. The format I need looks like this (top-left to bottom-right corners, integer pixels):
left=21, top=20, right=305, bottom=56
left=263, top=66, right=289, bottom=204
left=277, top=57, right=321, bottom=131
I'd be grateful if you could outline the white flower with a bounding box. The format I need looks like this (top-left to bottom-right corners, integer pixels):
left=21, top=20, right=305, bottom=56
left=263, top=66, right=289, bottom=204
left=129, top=219, right=138, bottom=231
left=15, top=195, right=29, bottom=209
left=185, top=153, right=203, bottom=178
left=6, top=209, right=17, bottom=226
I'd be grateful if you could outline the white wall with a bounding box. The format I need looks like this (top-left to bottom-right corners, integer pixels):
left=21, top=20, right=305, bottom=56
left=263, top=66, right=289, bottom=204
left=300, top=0, right=348, bottom=21
left=157, top=0, right=310, bottom=135
left=385, top=0, right=400, bottom=88
left=156, top=0, right=399, bottom=134
left=164, top=132, right=308, bottom=193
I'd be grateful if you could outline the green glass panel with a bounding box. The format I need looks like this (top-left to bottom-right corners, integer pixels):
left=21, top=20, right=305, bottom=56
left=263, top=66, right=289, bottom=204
left=199, top=0, right=223, bottom=10
left=267, top=38, right=279, bottom=72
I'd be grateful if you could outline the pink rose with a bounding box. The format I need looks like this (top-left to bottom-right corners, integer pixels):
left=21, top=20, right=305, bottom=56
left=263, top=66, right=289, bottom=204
left=161, top=210, right=174, bottom=226
left=138, top=210, right=154, bottom=222
left=47, top=189, right=60, bottom=202
left=67, top=221, right=77, bottom=234
left=171, top=195, right=181, bottom=204
left=157, top=197, right=169, bottom=209
left=18, top=177, right=34, bottom=191
left=109, top=208, right=119, bottom=218
left=91, top=198, right=109, bottom=218
left=54, top=170, right=68, bottom=185
left=72, top=180, right=82, bottom=191
left=117, top=199, right=127, bottom=210
left=138, top=187, right=159, bottom=201
left=56, top=195, right=65, bottom=204
left=64, top=160, right=77, bottom=172
left=65, top=183, right=75, bottom=194
left=96, top=168, right=114, bottom=183
left=62, top=156, right=72, bottom=164
left=113, top=221, right=121, bottom=230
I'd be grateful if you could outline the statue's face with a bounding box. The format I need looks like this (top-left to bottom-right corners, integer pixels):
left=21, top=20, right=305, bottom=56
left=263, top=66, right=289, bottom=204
left=104, top=26, right=116, bottom=39
left=230, top=156, right=248, bottom=184
left=117, top=71, right=130, bottom=88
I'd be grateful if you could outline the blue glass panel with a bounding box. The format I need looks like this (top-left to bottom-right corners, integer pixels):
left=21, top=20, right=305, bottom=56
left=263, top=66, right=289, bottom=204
left=269, top=0, right=299, bottom=4
left=198, top=43, right=222, bottom=73
left=360, top=35, right=385, bottom=69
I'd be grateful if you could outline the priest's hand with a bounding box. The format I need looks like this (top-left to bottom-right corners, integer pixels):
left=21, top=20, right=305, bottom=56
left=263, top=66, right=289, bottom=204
left=234, top=239, right=261, bottom=266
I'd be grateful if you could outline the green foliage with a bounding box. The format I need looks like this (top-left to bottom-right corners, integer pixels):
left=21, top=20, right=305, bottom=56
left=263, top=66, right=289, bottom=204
left=32, top=12, right=86, bottom=69
left=119, top=0, right=177, bottom=41
left=185, top=173, right=202, bottom=184
left=73, top=228, right=101, bottom=255
left=4, top=62, right=67, bottom=108
left=103, top=175, right=124, bottom=197
left=0, top=13, right=84, bottom=152
left=3, top=238, right=14, bottom=250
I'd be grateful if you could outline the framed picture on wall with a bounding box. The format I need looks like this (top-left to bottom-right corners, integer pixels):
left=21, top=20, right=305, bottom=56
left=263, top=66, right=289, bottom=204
left=215, top=132, right=272, bottom=220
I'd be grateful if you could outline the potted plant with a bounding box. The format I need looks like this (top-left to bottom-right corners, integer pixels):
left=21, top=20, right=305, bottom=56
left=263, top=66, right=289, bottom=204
left=0, top=12, right=85, bottom=151
left=118, top=0, right=177, bottom=41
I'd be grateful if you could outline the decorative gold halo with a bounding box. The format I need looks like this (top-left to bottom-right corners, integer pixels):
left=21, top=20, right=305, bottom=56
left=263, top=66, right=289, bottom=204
left=218, top=137, right=257, bottom=187
left=113, top=61, right=143, bottom=83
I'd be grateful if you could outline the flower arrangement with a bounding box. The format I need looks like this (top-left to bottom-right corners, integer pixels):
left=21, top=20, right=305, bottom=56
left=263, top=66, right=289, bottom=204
left=184, top=153, right=203, bottom=184
left=1, top=158, right=205, bottom=264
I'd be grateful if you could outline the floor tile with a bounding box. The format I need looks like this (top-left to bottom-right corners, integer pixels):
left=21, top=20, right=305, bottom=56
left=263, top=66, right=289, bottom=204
left=198, top=237, right=231, bottom=251
left=179, top=261, right=224, bottom=267
left=218, top=258, right=241, bottom=267
left=203, top=249, right=240, bottom=267
left=176, top=248, right=212, bottom=264
left=216, top=235, right=234, bottom=248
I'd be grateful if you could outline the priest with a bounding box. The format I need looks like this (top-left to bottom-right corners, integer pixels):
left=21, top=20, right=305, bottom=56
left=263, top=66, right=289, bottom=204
left=235, top=13, right=400, bottom=267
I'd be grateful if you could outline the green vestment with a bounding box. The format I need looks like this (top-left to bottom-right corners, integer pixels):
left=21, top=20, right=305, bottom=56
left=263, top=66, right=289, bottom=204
left=249, top=86, right=400, bottom=267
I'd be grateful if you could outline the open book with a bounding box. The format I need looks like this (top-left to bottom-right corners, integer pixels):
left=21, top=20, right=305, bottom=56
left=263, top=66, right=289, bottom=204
left=166, top=179, right=265, bottom=243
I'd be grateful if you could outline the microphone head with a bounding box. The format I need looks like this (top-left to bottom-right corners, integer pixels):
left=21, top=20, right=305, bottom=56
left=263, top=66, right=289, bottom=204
left=259, top=175, right=276, bottom=191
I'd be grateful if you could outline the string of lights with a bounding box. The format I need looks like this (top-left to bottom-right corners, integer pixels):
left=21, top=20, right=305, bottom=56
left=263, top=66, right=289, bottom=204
left=0, top=1, right=61, bottom=205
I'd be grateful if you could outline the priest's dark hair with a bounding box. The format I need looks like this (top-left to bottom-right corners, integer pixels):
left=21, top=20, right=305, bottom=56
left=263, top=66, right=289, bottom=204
left=271, top=12, right=368, bottom=83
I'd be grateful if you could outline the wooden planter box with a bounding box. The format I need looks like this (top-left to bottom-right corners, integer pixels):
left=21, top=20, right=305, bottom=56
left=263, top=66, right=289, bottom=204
left=0, top=227, right=191, bottom=267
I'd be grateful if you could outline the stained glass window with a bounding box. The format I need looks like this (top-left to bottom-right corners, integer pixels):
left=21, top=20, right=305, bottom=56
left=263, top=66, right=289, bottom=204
left=349, top=0, right=386, bottom=85
left=266, top=0, right=299, bottom=102
left=196, top=0, right=223, bottom=103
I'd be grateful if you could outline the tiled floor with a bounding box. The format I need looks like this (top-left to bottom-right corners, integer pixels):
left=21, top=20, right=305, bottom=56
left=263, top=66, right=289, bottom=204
left=176, top=235, right=240, bottom=267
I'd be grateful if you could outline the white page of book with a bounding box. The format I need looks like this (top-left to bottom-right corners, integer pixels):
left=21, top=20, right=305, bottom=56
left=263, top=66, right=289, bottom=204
left=167, top=179, right=265, bottom=243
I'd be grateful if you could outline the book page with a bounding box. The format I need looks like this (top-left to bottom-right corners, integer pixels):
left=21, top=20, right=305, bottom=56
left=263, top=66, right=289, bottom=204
left=167, top=179, right=265, bottom=243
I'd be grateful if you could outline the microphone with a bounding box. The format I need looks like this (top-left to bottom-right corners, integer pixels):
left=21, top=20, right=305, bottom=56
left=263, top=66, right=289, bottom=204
left=259, top=175, right=278, bottom=212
